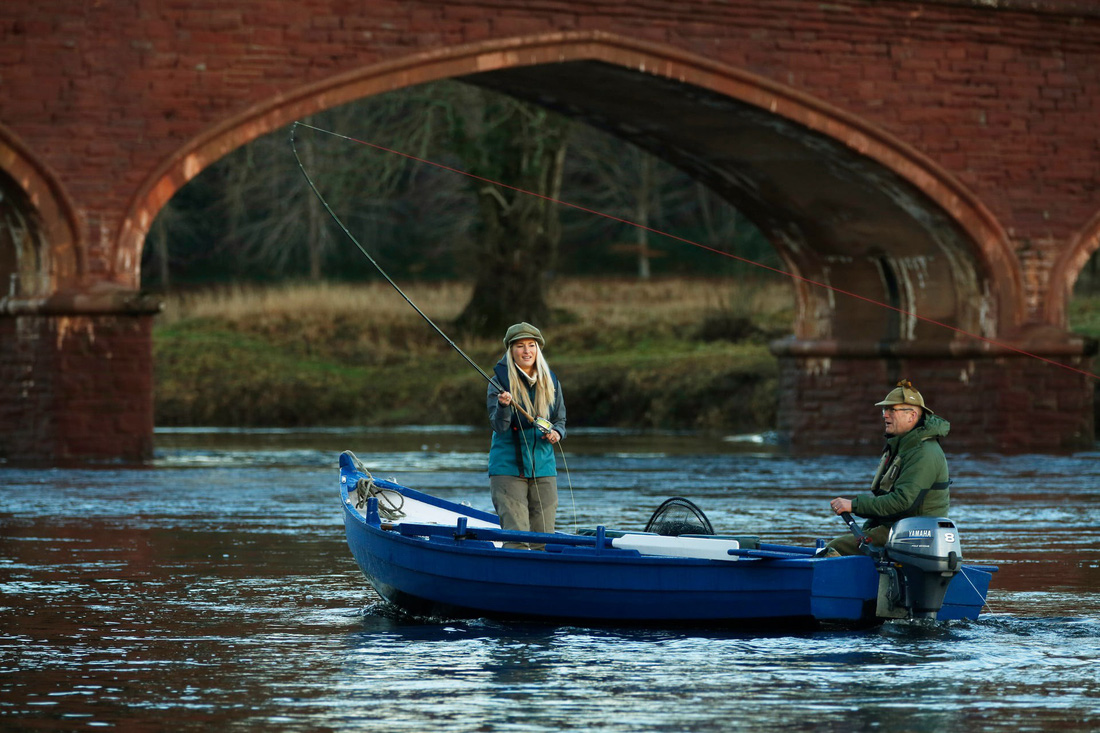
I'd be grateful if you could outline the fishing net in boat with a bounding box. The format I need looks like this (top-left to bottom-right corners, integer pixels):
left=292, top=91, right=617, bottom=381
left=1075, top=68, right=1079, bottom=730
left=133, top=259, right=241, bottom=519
left=643, top=497, right=714, bottom=536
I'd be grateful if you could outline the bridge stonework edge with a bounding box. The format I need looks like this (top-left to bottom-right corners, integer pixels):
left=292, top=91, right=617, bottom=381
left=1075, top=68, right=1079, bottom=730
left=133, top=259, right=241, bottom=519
left=1, top=0, right=1099, bottom=460
left=778, top=355, right=1096, bottom=453
left=0, top=315, right=155, bottom=464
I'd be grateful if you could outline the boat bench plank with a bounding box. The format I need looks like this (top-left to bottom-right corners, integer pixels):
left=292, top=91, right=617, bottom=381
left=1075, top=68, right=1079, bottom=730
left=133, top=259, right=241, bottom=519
left=391, top=521, right=599, bottom=548
left=728, top=548, right=815, bottom=560
left=548, top=544, right=642, bottom=557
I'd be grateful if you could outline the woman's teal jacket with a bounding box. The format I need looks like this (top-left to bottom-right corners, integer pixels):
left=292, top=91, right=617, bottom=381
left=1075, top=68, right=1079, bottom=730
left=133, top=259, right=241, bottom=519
left=486, top=358, right=566, bottom=478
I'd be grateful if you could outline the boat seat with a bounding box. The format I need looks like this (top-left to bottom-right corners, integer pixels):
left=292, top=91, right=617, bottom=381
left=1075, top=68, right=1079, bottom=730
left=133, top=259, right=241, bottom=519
left=576, top=528, right=760, bottom=550
left=575, top=528, right=657, bottom=538
left=681, top=534, right=761, bottom=550
left=546, top=544, right=642, bottom=557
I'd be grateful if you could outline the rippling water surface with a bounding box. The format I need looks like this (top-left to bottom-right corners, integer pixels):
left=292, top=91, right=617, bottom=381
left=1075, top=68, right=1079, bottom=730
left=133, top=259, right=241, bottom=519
left=2, top=428, right=1099, bottom=731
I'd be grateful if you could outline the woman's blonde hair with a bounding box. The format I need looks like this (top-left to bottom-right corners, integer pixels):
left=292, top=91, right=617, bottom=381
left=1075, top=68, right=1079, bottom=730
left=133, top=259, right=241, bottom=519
left=505, top=342, right=556, bottom=421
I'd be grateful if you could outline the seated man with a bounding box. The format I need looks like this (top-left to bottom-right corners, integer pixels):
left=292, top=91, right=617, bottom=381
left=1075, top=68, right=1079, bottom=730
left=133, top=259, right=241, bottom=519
left=822, top=380, right=951, bottom=557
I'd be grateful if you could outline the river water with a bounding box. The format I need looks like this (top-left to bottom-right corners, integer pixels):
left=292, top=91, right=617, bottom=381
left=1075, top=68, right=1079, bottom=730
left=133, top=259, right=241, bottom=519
left=2, top=427, right=1099, bottom=731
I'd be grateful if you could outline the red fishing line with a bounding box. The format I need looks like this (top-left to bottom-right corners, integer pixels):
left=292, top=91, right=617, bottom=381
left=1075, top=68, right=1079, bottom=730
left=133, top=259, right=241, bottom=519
left=294, top=122, right=1099, bottom=382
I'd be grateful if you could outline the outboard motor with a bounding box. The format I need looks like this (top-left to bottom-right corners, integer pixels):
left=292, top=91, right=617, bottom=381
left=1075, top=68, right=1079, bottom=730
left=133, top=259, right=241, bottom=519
left=883, top=517, right=962, bottom=619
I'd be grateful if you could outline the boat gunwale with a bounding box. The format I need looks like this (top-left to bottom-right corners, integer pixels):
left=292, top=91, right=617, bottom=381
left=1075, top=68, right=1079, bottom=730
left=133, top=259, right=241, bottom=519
left=341, top=498, right=820, bottom=568
left=338, top=459, right=995, bottom=625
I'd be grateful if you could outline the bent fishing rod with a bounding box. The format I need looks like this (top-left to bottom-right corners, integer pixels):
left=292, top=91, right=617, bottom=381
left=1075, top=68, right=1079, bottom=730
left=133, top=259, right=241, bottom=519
left=288, top=121, right=552, bottom=433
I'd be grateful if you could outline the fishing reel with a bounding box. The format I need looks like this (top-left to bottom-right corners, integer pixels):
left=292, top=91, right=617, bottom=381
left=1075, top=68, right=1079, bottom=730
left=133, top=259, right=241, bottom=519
left=533, top=416, right=554, bottom=435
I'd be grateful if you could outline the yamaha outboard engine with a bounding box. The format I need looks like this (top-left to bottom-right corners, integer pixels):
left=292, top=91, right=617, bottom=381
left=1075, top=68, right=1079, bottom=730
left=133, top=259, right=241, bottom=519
left=883, top=517, right=962, bottom=619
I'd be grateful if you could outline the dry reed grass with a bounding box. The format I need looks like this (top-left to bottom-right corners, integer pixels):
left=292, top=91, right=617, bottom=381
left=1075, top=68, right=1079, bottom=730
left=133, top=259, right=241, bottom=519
left=160, top=276, right=794, bottom=336
left=160, top=279, right=1100, bottom=348
left=159, top=280, right=473, bottom=324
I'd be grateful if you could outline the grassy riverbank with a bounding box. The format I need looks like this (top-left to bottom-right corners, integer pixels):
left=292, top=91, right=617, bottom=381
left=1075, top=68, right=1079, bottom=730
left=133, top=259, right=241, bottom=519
left=153, top=279, right=1100, bottom=432
left=153, top=277, right=794, bottom=432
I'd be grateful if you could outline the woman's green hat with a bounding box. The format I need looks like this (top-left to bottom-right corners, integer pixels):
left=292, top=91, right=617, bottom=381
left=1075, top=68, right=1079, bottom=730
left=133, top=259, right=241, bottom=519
left=503, top=322, right=545, bottom=348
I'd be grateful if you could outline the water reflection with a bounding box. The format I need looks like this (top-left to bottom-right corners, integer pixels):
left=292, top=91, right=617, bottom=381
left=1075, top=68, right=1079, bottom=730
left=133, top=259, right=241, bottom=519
left=1, top=428, right=1098, bottom=731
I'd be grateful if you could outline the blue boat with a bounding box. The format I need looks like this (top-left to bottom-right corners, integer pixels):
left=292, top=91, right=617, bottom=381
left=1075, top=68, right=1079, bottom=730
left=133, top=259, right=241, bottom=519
left=339, top=451, right=996, bottom=628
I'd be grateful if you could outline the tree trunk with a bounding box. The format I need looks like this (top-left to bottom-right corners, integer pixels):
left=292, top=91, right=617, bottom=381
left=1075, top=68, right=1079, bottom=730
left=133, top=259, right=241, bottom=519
left=635, top=156, right=653, bottom=280
left=455, top=102, right=570, bottom=337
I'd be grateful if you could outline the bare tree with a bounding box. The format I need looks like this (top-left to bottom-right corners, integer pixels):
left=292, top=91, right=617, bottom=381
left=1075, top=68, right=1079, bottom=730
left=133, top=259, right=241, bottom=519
left=217, top=109, right=406, bottom=281
left=142, top=197, right=209, bottom=292
left=564, top=124, right=771, bottom=279
left=564, top=130, right=676, bottom=279
left=183, top=83, right=470, bottom=283
left=147, top=80, right=770, bottom=319
left=451, top=93, right=572, bottom=335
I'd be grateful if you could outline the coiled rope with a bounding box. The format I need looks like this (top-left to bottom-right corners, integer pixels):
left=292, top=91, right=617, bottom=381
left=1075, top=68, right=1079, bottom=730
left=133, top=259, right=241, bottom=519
left=345, top=450, right=406, bottom=521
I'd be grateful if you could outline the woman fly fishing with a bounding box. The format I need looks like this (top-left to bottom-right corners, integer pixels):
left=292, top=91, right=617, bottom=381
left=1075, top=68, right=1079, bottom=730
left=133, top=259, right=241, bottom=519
left=487, top=322, right=567, bottom=550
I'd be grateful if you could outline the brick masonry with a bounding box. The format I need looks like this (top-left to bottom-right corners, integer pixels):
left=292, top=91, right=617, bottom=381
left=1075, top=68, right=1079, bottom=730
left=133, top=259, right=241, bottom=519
left=0, top=314, right=154, bottom=464
left=1, top=0, right=1098, bottom=460
left=777, top=354, right=1096, bottom=453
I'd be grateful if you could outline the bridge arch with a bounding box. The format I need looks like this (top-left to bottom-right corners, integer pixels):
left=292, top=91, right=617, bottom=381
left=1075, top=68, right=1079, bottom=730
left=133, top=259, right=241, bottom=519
left=0, top=123, right=82, bottom=299
left=117, top=30, right=1024, bottom=345
left=1045, top=209, right=1100, bottom=329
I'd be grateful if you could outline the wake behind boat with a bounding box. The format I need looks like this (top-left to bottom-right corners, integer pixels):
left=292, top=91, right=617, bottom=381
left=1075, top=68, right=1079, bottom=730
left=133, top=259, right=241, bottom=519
left=339, top=451, right=996, bottom=628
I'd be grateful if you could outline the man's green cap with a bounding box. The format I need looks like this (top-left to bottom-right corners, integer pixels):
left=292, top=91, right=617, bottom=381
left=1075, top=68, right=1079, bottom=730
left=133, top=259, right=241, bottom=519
left=875, top=379, right=933, bottom=414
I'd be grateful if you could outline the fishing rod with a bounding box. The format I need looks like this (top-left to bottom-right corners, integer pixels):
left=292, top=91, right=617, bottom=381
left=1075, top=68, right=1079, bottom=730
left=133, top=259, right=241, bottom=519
left=288, top=121, right=553, bottom=434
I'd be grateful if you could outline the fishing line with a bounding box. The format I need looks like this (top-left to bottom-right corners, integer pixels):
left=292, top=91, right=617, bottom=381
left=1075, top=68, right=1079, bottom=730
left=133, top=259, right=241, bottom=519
left=960, top=568, right=997, bottom=617
left=292, top=120, right=549, bottom=430
left=292, top=121, right=1099, bottom=383
left=517, top=421, right=578, bottom=536
left=289, top=121, right=499, bottom=391
left=556, top=442, right=578, bottom=534
left=292, top=120, right=577, bottom=531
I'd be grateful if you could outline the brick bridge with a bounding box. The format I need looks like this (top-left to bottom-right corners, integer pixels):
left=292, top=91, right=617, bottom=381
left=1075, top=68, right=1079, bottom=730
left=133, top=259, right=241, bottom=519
left=2, top=0, right=1098, bottom=462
